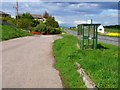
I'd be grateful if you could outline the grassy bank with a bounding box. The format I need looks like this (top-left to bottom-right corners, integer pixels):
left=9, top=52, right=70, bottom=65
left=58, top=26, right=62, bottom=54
left=0, top=24, right=32, bottom=41
left=53, top=34, right=118, bottom=88
left=53, top=35, right=86, bottom=88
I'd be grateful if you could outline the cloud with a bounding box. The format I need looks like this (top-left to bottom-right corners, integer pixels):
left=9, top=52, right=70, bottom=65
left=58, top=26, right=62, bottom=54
left=0, top=2, right=118, bottom=26
left=25, top=3, right=30, bottom=8
left=74, top=20, right=87, bottom=25
left=1, top=0, right=42, bottom=2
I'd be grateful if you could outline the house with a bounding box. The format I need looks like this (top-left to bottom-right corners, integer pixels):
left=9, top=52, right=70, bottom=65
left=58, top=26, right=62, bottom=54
left=32, top=14, right=46, bottom=22
left=97, top=25, right=104, bottom=33
left=0, top=11, right=11, bottom=18
left=18, top=14, right=46, bottom=22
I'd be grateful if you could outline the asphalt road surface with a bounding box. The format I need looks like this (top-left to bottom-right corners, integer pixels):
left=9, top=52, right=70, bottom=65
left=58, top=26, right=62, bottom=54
left=2, top=35, right=63, bottom=88
left=64, top=29, right=119, bottom=46
left=0, top=41, right=2, bottom=90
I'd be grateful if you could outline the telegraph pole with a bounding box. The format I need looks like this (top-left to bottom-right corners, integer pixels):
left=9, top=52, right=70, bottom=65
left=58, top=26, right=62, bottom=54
left=16, top=0, right=18, bottom=26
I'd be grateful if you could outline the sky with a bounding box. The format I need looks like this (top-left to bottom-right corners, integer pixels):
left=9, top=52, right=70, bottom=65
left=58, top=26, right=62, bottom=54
left=0, top=1, right=119, bottom=27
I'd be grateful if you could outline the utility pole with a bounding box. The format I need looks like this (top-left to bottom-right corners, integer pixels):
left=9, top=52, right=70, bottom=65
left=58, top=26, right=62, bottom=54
left=16, top=0, right=18, bottom=26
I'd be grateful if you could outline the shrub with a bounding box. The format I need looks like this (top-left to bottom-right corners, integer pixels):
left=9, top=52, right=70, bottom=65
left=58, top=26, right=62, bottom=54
left=18, top=13, right=40, bottom=30
left=34, top=23, right=47, bottom=34
left=50, top=28, right=61, bottom=34
left=54, top=28, right=61, bottom=34
left=33, top=23, right=61, bottom=35
left=18, top=18, right=33, bottom=30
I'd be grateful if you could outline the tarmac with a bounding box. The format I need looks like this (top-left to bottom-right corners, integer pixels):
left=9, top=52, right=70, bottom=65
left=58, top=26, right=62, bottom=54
left=2, top=35, right=63, bottom=88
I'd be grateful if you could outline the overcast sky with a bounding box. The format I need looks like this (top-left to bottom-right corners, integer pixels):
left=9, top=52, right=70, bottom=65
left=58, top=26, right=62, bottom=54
left=0, top=1, right=119, bottom=27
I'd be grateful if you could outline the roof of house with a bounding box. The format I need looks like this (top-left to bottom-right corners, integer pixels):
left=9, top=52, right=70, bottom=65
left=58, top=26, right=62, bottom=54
left=18, top=14, right=44, bottom=19
left=32, top=14, right=44, bottom=19
left=0, top=11, right=10, bottom=16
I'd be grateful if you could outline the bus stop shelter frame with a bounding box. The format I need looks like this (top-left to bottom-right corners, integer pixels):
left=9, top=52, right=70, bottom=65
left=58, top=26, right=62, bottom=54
left=77, top=24, right=101, bottom=50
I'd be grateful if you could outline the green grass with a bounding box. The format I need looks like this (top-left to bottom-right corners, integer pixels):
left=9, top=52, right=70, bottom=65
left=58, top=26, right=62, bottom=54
left=0, top=24, right=32, bottom=41
left=105, top=28, right=119, bottom=33
left=53, top=35, right=86, bottom=88
left=61, top=28, right=67, bottom=34
left=53, top=34, right=118, bottom=88
left=69, top=28, right=77, bottom=31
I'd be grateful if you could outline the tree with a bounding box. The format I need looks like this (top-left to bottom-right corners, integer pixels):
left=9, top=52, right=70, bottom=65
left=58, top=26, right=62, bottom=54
left=20, top=13, right=33, bottom=19
left=18, top=18, right=32, bottom=30
left=34, top=23, right=47, bottom=34
left=43, top=11, right=49, bottom=19
left=18, top=13, right=39, bottom=30
left=45, top=16, right=59, bottom=28
left=31, top=20, right=40, bottom=27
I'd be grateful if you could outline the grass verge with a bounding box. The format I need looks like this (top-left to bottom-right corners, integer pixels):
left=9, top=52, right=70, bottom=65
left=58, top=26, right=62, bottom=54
left=0, top=24, right=32, bottom=41
left=53, top=34, right=118, bottom=88
left=53, top=35, right=86, bottom=88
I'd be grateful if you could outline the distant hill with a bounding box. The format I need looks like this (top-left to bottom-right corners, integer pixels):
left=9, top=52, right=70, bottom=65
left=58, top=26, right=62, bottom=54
left=104, top=25, right=120, bottom=29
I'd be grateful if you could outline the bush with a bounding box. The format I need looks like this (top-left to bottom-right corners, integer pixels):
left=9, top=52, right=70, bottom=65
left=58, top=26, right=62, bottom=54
left=33, top=23, right=61, bottom=35
left=34, top=23, right=47, bottom=34
left=18, top=13, right=40, bottom=30
left=18, top=18, right=33, bottom=30
left=55, top=28, right=61, bottom=34
left=50, top=28, right=61, bottom=34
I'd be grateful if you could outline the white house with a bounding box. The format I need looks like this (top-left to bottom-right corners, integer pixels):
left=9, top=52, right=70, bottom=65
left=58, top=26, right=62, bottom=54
left=32, top=14, right=46, bottom=22
left=97, top=25, right=104, bottom=33
left=18, top=14, right=46, bottom=22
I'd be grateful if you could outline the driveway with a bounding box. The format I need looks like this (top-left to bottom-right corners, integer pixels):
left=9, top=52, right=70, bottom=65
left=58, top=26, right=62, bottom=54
left=2, top=35, right=63, bottom=88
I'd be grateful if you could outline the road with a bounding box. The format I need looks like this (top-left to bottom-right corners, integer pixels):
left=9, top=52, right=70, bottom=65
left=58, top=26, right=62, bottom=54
left=2, top=35, right=63, bottom=88
left=64, top=29, right=119, bottom=46
left=0, top=40, right=2, bottom=90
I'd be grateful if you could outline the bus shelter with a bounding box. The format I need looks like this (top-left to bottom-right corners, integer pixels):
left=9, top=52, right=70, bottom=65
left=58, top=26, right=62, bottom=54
left=77, top=24, right=100, bottom=49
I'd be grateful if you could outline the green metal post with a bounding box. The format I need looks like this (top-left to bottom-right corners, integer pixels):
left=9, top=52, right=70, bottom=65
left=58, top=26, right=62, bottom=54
left=93, top=25, right=95, bottom=49
left=96, top=26, right=98, bottom=49
left=88, top=26, right=90, bottom=48
left=82, top=25, right=84, bottom=49
left=78, top=25, right=80, bottom=35
left=80, top=25, right=82, bottom=35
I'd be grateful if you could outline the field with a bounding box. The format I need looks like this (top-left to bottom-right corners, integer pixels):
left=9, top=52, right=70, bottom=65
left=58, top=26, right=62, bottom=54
left=105, top=28, right=119, bottom=33
left=0, top=24, right=32, bottom=41
left=53, top=34, right=118, bottom=88
left=100, top=28, right=120, bottom=37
